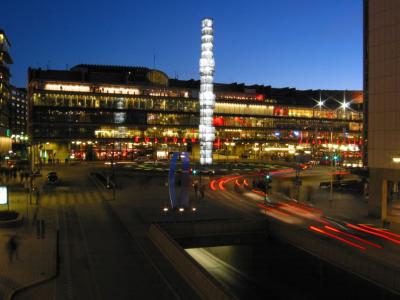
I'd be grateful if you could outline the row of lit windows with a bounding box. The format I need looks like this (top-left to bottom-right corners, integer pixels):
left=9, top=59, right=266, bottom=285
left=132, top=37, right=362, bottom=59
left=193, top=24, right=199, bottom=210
left=33, top=93, right=198, bottom=112
left=32, top=125, right=361, bottom=141
left=41, top=83, right=190, bottom=98
left=32, top=93, right=363, bottom=122
left=31, top=109, right=362, bottom=132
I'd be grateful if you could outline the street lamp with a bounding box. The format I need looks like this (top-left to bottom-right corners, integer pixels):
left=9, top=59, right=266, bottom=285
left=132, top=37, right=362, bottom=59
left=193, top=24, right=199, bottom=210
left=341, top=100, right=349, bottom=110
left=264, top=169, right=271, bottom=203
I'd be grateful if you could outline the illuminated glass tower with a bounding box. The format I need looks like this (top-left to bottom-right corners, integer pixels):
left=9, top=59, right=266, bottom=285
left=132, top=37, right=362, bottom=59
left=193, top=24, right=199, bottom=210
left=199, top=18, right=215, bottom=165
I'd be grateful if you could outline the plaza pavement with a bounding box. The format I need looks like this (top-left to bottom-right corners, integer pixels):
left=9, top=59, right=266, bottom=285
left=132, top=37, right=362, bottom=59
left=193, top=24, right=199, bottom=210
left=0, top=182, right=57, bottom=300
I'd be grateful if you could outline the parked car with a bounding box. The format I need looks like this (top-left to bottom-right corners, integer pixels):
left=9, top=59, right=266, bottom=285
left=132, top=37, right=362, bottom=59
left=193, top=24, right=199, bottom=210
left=200, top=168, right=215, bottom=175
left=47, top=171, right=59, bottom=184
left=32, top=169, right=42, bottom=177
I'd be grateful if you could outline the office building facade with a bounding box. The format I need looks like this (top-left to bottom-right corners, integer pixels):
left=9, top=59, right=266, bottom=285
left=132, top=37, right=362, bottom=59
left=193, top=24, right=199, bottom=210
left=28, top=64, right=363, bottom=164
left=9, top=87, right=28, bottom=137
left=365, top=0, right=400, bottom=221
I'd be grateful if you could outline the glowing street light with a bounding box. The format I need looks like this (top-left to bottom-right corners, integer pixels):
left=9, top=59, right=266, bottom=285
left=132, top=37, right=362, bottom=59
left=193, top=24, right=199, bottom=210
left=341, top=100, right=349, bottom=110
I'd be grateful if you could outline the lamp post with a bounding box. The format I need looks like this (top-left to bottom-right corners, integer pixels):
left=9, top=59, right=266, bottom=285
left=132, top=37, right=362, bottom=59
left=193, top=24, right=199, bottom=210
left=264, top=169, right=271, bottom=203
left=294, top=164, right=302, bottom=200
left=111, top=142, right=116, bottom=201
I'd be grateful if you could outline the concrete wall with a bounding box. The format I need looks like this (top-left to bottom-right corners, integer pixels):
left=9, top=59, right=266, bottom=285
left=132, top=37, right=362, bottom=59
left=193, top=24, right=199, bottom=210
left=148, top=223, right=236, bottom=300
left=160, top=219, right=268, bottom=239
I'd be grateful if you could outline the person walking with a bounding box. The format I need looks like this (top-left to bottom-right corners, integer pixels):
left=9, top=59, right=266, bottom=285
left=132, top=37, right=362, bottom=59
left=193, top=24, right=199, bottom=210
left=6, top=235, right=20, bottom=263
left=193, top=181, right=199, bottom=197
left=200, top=185, right=205, bottom=199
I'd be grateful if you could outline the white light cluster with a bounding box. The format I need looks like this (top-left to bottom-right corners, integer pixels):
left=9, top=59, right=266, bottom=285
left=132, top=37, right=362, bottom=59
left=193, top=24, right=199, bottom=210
left=44, top=83, right=90, bottom=92
left=199, top=18, right=215, bottom=165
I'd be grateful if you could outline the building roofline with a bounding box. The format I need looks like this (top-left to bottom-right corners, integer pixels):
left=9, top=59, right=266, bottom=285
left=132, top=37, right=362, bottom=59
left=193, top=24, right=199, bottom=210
left=0, top=29, right=11, bottom=47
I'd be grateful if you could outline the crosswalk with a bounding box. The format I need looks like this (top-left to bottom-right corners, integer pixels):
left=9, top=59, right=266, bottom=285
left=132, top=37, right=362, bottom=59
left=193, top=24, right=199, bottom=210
left=40, top=187, right=105, bottom=207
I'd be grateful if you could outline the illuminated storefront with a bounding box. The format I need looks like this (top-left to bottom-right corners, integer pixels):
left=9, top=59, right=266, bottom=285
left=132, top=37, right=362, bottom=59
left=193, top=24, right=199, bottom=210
left=28, top=64, right=363, bottom=163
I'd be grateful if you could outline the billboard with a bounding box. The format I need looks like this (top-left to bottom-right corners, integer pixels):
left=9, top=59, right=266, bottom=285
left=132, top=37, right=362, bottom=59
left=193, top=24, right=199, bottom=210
left=0, top=186, right=8, bottom=205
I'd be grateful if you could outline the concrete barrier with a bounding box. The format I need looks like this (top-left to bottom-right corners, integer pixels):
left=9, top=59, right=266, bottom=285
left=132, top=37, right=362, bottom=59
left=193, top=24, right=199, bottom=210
left=269, top=220, right=400, bottom=295
left=0, top=213, right=24, bottom=228
left=148, top=223, right=237, bottom=300
left=160, top=218, right=267, bottom=238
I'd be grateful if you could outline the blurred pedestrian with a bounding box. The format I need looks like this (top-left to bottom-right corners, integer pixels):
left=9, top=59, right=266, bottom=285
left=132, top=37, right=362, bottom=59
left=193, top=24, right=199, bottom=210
left=200, top=185, right=205, bottom=199
left=193, top=181, right=199, bottom=197
left=6, top=235, right=20, bottom=263
left=305, top=185, right=314, bottom=203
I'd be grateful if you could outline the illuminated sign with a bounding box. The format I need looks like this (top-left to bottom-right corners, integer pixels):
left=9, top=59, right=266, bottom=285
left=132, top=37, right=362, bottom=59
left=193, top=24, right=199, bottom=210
left=0, top=186, right=8, bottom=205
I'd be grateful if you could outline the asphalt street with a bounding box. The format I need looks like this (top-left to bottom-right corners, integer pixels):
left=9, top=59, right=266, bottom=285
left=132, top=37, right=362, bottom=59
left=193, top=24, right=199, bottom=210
left=14, top=164, right=191, bottom=300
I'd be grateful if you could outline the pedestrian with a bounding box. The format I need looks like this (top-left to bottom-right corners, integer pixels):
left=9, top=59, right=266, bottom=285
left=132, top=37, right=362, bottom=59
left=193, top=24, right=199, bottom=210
left=6, top=235, right=20, bottom=263
left=305, top=185, right=314, bottom=203
left=35, top=186, right=40, bottom=204
left=20, top=171, right=23, bottom=183
left=193, top=182, right=199, bottom=197
left=200, top=185, right=205, bottom=199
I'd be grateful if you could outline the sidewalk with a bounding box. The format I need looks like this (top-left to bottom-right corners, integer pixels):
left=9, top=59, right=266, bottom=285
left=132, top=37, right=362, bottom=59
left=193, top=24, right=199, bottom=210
left=0, top=190, right=57, bottom=300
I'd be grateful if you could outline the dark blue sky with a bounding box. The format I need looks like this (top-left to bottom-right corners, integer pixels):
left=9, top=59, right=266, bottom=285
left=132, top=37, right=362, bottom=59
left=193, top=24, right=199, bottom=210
left=2, top=0, right=362, bottom=90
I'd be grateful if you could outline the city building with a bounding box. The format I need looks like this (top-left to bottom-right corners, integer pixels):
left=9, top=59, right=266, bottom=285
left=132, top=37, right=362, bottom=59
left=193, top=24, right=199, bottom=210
left=9, top=86, right=28, bottom=137
left=0, top=29, right=12, bottom=156
left=364, top=0, right=400, bottom=221
left=9, top=86, right=29, bottom=159
left=28, top=64, right=363, bottom=165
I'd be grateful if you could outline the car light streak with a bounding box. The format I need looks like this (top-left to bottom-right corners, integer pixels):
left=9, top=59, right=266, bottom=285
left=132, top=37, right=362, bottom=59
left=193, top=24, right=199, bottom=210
left=358, top=224, right=400, bottom=240
left=257, top=203, right=300, bottom=224
left=251, top=189, right=265, bottom=197
left=218, top=179, right=226, bottom=190
left=309, top=226, right=366, bottom=251
left=279, top=202, right=319, bottom=218
left=346, top=224, right=400, bottom=245
left=210, top=180, right=217, bottom=191
left=218, top=176, right=242, bottom=191
left=324, top=226, right=382, bottom=249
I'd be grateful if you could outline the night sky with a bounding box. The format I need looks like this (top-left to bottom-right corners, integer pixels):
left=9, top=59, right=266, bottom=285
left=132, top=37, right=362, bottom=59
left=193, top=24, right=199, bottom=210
left=2, top=0, right=362, bottom=90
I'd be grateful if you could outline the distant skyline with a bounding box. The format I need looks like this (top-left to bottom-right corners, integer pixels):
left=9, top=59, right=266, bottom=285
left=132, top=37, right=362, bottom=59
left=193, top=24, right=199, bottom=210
left=2, top=0, right=362, bottom=90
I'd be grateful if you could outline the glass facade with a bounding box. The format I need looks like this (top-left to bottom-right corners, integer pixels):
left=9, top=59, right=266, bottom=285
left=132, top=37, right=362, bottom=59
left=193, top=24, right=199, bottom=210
left=28, top=65, right=363, bottom=162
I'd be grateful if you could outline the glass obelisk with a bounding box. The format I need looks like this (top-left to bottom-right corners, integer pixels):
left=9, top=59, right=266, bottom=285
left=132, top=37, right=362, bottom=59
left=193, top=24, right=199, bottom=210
left=199, top=18, right=215, bottom=165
